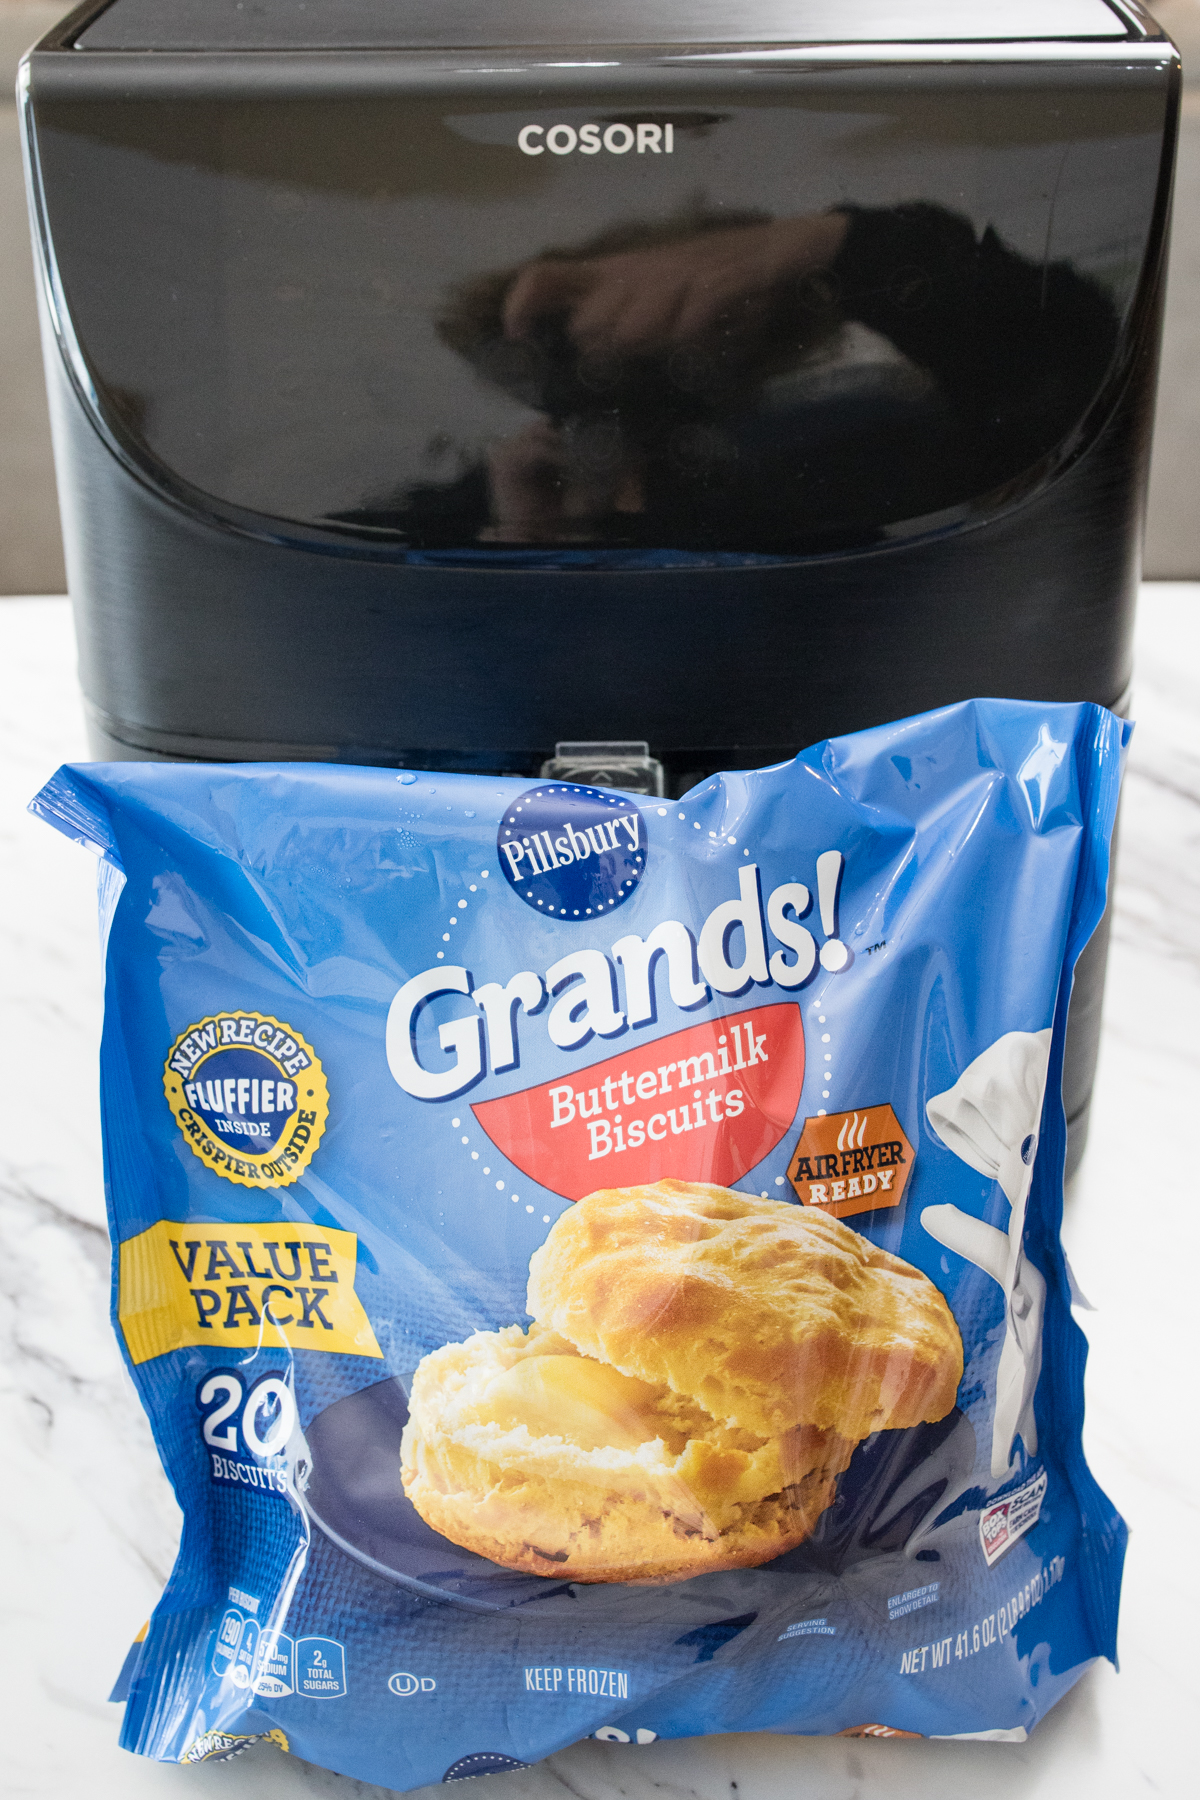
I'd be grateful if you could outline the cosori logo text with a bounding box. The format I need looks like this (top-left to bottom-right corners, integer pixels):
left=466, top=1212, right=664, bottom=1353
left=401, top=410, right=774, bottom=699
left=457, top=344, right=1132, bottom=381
left=518, top=122, right=674, bottom=156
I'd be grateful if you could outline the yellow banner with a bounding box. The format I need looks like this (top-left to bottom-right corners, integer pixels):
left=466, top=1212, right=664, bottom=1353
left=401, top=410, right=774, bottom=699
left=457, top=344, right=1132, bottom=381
left=119, top=1220, right=383, bottom=1365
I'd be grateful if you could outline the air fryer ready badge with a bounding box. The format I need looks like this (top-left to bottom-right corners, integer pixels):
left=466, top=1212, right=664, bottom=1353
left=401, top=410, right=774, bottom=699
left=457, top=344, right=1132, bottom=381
left=788, top=1105, right=914, bottom=1219
left=31, top=700, right=1129, bottom=1790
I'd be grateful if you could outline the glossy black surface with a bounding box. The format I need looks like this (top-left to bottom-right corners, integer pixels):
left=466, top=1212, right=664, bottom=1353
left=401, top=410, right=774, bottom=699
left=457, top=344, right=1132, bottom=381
left=30, top=65, right=1168, bottom=556
left=76, top=0, right=1131, bottom=53
left=49, top=318, right=1152, bottom=777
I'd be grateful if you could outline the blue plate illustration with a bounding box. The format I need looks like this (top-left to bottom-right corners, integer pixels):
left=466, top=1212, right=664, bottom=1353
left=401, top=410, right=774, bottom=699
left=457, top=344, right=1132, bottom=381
left=297, top=1376, right=975, bottom=1613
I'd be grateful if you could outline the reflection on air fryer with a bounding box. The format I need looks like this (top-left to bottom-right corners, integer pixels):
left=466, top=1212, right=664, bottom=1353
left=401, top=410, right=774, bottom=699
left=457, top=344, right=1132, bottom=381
left=383, top=199, right=1116, bottom=551
left=36, top=80, right=1160, bottom=549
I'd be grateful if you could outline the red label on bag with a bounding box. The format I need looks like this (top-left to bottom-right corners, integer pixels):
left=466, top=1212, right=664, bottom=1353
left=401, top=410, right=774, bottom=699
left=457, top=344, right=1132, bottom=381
left=471, top=1002, right=804, bottom=1201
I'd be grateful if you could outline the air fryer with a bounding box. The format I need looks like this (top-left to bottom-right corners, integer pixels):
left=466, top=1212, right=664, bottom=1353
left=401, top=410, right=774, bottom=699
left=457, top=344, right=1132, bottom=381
left=19, top=0, right=1181, bottom=1168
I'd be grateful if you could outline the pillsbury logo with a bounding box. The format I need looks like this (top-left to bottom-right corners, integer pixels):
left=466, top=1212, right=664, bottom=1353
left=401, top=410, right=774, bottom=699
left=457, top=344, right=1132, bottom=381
left=498, top=784, right=645, bottom=918
left=518, top=122, right=674, bottom=157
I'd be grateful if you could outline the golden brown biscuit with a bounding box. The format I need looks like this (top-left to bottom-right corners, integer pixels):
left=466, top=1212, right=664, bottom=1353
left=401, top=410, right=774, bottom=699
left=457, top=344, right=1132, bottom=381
left=401, top=1181, right=962, bottom=1583
left=400, top=1322, right=856, bottom=1582
left=527, top=1181, right=962, bottom=1442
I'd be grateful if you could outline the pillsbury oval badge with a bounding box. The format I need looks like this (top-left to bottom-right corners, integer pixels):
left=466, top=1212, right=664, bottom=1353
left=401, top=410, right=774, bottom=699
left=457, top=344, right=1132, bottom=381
left=497, top=784, right=645, bottom=918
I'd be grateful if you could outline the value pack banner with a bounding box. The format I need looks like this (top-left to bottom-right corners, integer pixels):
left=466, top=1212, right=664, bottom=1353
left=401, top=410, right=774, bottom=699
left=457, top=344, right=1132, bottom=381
left=31, top=698, right=1128, bottom=1787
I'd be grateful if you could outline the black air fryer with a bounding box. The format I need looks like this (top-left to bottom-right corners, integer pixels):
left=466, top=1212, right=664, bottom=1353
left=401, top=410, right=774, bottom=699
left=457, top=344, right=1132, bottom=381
left=20, top=0, right=1180, bottom=1167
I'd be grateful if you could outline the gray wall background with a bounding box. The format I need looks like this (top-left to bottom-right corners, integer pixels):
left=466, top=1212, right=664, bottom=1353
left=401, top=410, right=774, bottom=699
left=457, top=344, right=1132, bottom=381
left=1, top=2, right=63, bottom=592
left=2, top=0, right=1198, bottom=592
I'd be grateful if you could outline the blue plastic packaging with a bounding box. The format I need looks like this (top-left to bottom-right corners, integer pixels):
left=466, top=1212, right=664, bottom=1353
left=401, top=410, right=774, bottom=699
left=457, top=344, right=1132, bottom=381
left=32, top=697, right=1128, bottom=1783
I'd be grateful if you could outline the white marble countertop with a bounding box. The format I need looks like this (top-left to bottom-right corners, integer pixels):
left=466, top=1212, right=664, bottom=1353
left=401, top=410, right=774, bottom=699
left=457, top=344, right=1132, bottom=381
left=1, top=589, right=1196, bottom=1800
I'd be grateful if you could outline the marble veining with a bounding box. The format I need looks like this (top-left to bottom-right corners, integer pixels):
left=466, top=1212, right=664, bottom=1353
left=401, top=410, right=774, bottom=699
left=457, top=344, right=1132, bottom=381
left=0, top=591, right=1195, bottom=1799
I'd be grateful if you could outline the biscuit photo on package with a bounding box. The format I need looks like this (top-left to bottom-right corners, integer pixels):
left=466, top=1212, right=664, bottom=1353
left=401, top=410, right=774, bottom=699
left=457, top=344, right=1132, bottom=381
left=402, top=1182, right=963, bottom=1582
left=32, top=697, right=1128, bottom=1787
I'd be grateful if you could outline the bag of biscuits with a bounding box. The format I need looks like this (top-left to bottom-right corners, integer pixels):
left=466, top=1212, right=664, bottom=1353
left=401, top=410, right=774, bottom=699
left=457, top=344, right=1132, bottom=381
left=32, top=696, right=1128, bottom=1783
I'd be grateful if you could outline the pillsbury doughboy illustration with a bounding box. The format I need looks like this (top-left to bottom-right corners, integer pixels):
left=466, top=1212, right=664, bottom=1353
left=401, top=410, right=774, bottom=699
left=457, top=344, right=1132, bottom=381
left=922, top=1029, right=1053, bottom=1479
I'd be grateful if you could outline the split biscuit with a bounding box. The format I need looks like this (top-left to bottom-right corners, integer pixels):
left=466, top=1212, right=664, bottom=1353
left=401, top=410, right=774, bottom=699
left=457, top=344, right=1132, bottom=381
left=528, top=1181, right=963, bottom=1442
left=401, top=1181, right=962, bottom=1583
left=401, top=1321, right=857, bottom=1582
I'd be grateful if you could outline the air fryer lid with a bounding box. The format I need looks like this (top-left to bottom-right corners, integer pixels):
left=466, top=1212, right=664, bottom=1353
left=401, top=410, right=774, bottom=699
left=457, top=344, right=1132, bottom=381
left=75, top=0, right=1130, bottom=51
left=28, top=12, right=1167, bottom=557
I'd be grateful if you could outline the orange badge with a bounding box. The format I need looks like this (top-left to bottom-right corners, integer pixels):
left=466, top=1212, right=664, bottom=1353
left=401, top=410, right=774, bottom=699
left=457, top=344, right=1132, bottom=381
left=787, top=1103, right=914, bottom=1219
